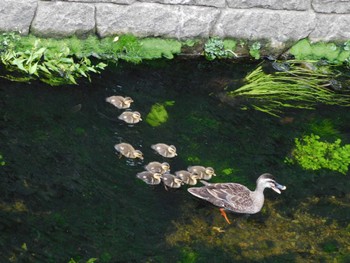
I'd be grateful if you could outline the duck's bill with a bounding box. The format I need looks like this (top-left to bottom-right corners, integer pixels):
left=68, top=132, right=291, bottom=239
left=272, top=182, right=287, bottom=194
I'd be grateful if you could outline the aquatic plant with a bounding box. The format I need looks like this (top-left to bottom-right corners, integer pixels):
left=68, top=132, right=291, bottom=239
left=309, top=119, right=340, bottom=139
left=285, top=134, right=350, bottom=174
left=0, top=153, right=5, bottom=166
left=228, top=61, right=350, bottom=116
left=145, top=101, right=175, bottom=127
left=289, top=39, right=350, bottom=63
left=249, top=41, right=261, bottom=60
left=68, top=258, right=98, bottom=263
left=203, top=37, right=237, bottom=60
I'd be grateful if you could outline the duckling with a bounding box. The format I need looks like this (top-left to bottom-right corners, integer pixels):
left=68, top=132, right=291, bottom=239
left=106, top=95, right=134, bottom=109
left=151, top=143, right=177, bottom=158
left=187, top=166, right=216, bottom=180
left=161, top=173, right=183, bottom=189
left=136, top=171, right=162, bottom=185
left=145, top=161, right=170, bottom=174
left=175, top=170, right=199, bottom=185
left=114, top=143, right=143, bottom=160
left=118, top=111, right=142, bottom=124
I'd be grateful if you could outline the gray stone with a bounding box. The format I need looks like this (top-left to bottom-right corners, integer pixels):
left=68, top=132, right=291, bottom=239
left=310, top=14, right=350, bottom=41
left=138, top=0, right=226, bottom=8
left=213, top=9, right=316, bottom=42
left=96, top=2, right=220, bottom=38
left=59, top=0, right=136, bottom=4
left=179, top=6, right=221, bottom=38
left=0, top=0, right=37, bottom=35
left=312, top=0, right=350, bottom=14
left=31, top=1, right=95, bottom=37
left=226, top=0, right=310, bottom=11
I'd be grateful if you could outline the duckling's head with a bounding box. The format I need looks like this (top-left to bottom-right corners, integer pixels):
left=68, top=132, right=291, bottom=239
left=168, top=145, right=177, bottom=155
left=133, top=112, right=142, bottom=121
left=174, top=177, right=183, bottom=185
left=125, top=97, right=134, bottom=103
left=205, top=167, right=216, bottom=176
left=161, top=162, right=170, bottom=172
left=257, top=173, right=286, bottom=194
left=134, top=150, right=144, bottom=160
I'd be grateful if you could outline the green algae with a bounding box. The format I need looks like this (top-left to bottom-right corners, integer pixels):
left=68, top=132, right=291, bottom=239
left=166, top=198, right=350, bottom=262
left=286, top=134, right=350, bottom=175
left=145, top=101, right=175, bottom=127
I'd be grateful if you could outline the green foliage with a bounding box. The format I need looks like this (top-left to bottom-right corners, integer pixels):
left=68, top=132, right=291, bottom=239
left=68, top=258, right=98, bottom=263
left=229, top=61, right=350, bottom=116
left=0, top=153, right=5, bottom=166
left=289, top=39, right=350, bottom=63
left=249, top=41, right=261, bottom=60
left=286, top=134, right=350, bottom=174
left=139, top=38, right=182, bottom=59
left=0, top=33, right=186, bottom=85
left=145, top=101, right=175, bottom=127
left=204, top=37, right=237, bottom=60
left=178, top=248, right=198, bottom=263
left=309, top=119, right=340, bottom=139
left=0, top=34, right=107, bottom=85
left=221, top=167, right=235, bottom=175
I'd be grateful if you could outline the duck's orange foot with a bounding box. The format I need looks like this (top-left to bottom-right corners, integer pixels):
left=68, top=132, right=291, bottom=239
left=219, top=208, right=231, bottom=224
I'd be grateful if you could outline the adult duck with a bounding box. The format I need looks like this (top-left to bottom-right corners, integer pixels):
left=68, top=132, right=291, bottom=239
left=187, top=173, right=286, bottom=224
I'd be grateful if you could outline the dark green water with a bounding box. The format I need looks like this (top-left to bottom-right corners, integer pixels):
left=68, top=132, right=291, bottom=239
left=1, top=59, right=349, bottom=263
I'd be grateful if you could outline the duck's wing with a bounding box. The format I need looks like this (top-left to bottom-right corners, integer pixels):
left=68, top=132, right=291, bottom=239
left=188, top=183, right=253, bottom=213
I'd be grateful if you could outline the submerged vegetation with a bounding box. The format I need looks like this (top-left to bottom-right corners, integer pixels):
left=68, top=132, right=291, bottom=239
left=286, top=134, right=350, bottom=175
left=145, top=101, right=175, bottom=127
left=228, top=61, right=350, bottom=116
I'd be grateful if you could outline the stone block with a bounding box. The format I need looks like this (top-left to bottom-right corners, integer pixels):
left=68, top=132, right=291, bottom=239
left=226, top=0, right=310, bottom=11
left=312, top=0, right=350, bottom=14
left=31, top=1, right=95, bottom=38
left=138, top=0, right=226, bottom=8
left=179, top=6, right=221, bottom=38
left=59, top=0, right=136, bottom=4
left=96, top=2, right=220, bottom=38
left=0, top=0, right=37, bottom=35
left=213, top=9, right=316, bottom=42
left=310, top=14, right=350, bottom=41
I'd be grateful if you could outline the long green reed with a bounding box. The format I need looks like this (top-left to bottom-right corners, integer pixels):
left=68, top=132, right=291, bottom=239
left=228, top=61, right=350, bottom=116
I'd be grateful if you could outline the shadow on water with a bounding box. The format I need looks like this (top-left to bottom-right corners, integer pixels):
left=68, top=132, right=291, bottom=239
left=0, top=58, right=349, bottom=262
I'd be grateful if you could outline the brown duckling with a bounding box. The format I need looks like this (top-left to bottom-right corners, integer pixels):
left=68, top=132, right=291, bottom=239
left=145, top=161, right=170, bottom=174
left=136, top=171, right=162, bottom=185
left=114, top=143, right=143, bottom=160
left=161, top=173, right=183, bottom=188
left=187, top=166, right=216, bottom=180
left=151, top=143, right=177, bottom=158
left=106, top=96, right=134, bottom=109
left=118, top=111, right=142, bottom=124
left=175, top=170, right=199, bottom=185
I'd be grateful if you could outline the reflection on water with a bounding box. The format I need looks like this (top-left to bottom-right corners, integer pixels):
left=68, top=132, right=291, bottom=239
left=0, top=59, right=349, bottom=262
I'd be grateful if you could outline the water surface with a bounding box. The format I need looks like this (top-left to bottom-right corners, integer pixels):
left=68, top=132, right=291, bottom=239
left=1, top=59, right=349, bottom=262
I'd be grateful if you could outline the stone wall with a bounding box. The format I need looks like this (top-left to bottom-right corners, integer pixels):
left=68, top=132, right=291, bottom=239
left=1, top=0, right=350, bottom=44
